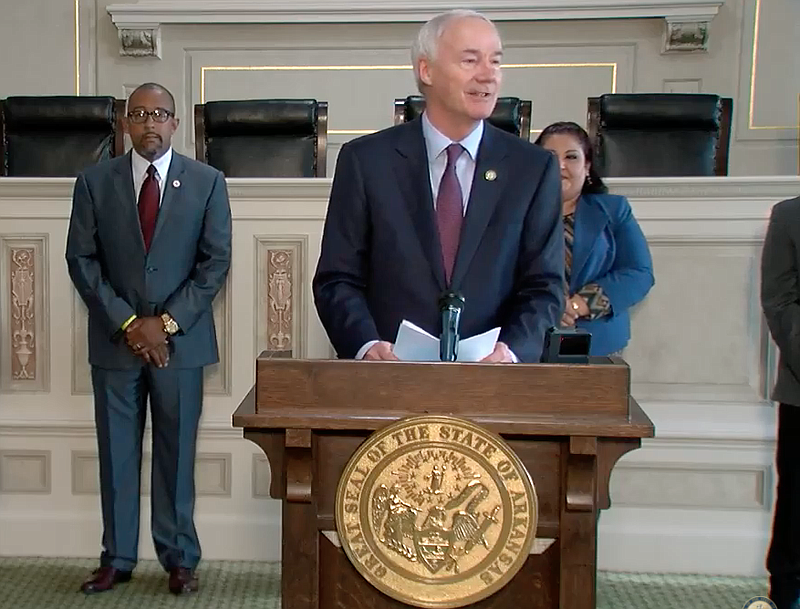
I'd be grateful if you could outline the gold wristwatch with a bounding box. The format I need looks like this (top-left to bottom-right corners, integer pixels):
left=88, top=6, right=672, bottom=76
left=161, top=312, right=179, bottom=336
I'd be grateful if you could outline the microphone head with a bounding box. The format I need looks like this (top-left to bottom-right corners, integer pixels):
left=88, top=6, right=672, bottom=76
left=438, top=291, right=465, bottom=311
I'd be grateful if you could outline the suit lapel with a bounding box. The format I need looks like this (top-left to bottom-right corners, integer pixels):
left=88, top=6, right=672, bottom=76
left=150, top=152, right=186, bottom=248
left=570, top=195, right=607, bottom=287
left=112, top=152, right=146, bottom=252
left=394, top=121, right=446, bottom=291
left=450, top=125, right=508, bottom=288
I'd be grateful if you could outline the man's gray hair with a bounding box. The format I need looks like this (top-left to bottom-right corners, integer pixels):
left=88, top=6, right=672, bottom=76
left=411, top=10, right=496, bottom=92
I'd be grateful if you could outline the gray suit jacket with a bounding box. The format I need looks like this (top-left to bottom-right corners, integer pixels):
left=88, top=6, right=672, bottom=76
left=761, top=195, right=800, bottom=406
left=66, top=151, right=232, bottom=369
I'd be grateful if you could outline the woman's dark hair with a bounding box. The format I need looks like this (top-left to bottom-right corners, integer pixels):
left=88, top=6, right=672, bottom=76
left=534, top=121, right=608, bottom=195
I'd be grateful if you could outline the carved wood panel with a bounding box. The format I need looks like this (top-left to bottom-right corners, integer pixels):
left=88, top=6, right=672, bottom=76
left=1, top=236, right=48, bottom=392
left=255, top=237, right=307, bottom=358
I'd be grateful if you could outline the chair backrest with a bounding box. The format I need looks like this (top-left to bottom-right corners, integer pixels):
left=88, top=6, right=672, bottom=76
left=195, top=99, right=328, bottom=177
left=586, top=93, right=732, bottom=177
left=0, top=96, right=125, bottom=177
left=393, top=95, right=532, bottom=140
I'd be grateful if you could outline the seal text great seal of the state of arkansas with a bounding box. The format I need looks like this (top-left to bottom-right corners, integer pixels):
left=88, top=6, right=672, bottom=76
left=335, top=415, right=538, bottom=608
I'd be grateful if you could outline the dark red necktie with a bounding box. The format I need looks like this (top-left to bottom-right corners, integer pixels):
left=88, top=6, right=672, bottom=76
left=436, top=144, right=465, bottom=285
left=138, top=164, right=159, bottom=252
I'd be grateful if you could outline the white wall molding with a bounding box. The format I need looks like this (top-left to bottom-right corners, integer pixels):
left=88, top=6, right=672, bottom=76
left=71, top=451, right=233, bottom=497
left=2, top=176, right=798, bottom=220
left=638, top=402, right=776, bottom=444
left=734, top=0, right=799, bottom=142
left=106, top=1, right=723, bottom=61
left=252, top=454, right=271, bottom=498
left=0, top=509, right=282, bottom=562
left=106, top=1, right=723, bottom=27
left=0, top=178, right=76, bottom=202
left=0, top=451, right=51, bottom=494
left=0, top=419, right=243, bottom=439
left=71, top=291, right=91, bottom=395
left=611, top=462, right=770, bottom=510
left=598, top=510, right=772, bottom=574
left=76, top=0, right=99, bottom=94
left=205, top=282, right=233, bottom=396
left=611, top=176, right=800, bottom=203
left=106, top=0, right=723, bottom=58
left=0, top=406, right=777, bottom=444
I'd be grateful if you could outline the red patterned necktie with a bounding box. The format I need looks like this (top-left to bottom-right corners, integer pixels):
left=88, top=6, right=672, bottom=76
left=138, top=164, right=159, bottom=252
left=436, top=143, right=465, bottom=285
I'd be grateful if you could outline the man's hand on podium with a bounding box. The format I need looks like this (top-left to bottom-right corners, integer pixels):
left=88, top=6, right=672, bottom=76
left=480, top=341, right=514, bottom=363
left=364, top=341, right=399, bottom=361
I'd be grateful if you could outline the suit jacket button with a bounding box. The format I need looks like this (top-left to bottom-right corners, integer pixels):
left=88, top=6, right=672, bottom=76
left=146, top=266, right=155, bottom=273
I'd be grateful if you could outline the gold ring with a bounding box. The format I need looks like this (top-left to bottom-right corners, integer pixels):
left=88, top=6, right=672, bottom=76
left=572, top=302, right=579, bottom=311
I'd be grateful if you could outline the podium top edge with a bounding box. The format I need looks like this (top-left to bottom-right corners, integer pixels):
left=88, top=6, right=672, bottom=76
left=255, top=354, right=626, bottom=368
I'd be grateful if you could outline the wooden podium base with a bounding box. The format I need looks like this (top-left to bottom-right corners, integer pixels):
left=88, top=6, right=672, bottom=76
left=233, top=357, right=654, bottom=609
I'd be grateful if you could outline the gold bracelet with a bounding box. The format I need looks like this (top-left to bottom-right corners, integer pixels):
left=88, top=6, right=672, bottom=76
left=120, top=314, right=137, bottom=331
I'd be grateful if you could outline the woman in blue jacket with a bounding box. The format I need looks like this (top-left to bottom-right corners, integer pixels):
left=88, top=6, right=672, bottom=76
left=534, top=122, right=654, bottom=356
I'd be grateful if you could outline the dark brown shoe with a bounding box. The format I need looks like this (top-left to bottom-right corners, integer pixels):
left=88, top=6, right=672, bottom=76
left=80, top=566, right=132, bottom=594
left=168, top=567, right=198, bottom=595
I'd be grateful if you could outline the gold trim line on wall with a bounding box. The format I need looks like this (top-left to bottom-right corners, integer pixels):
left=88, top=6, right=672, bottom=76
left=748, top=0, right=797, bottom=130
left=74, top=0, right=80, bottom=94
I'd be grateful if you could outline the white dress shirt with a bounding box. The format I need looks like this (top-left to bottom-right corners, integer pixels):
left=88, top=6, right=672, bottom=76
left=131, top=147, right=173, bottom=206
left=422, top=112, right=483, bottom=215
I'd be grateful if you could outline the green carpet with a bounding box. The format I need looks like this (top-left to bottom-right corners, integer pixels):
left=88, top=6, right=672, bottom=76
left=0, top=557, right=769, bottom=608
left=0, top=558, right=279, bottom=609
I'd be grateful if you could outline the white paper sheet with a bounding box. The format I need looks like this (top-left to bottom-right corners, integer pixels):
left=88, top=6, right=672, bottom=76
left=392, top=320, right=500, bottom=362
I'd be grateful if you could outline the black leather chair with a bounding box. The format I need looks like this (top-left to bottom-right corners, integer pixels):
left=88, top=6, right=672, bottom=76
left=195, top=99, right=328, bottom=177
left=587, top=93, right=732, bottom=177
left=394, top=95, right=532, bottom=140
left=0, top=96, right=125, bottom=177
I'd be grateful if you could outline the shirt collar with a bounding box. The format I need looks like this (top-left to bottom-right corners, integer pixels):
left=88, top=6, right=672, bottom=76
left=131, top=146, right=173, bottom=182
left=421, top=112, right=483, bottom=163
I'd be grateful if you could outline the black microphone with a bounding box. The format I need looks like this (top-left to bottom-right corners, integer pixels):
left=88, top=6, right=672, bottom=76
left=438, top=291, right=465, bottom=362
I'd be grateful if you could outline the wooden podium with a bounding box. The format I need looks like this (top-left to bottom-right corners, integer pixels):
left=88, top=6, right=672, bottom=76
left=233, top=356, right=654, bottom=609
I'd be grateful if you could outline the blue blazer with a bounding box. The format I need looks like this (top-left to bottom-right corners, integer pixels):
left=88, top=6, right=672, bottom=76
left=569, top=193, right=654, bottom=356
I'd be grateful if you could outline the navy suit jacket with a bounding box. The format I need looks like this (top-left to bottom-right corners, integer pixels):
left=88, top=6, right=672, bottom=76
left=569, top=193, right=654, bottom=355
left=313, top=119, right=564, bottom=363
left=66, top=151, right=232, bottom=369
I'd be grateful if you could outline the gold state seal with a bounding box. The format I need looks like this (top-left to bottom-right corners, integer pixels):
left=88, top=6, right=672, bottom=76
left=335, top=415, right=537, bottom=608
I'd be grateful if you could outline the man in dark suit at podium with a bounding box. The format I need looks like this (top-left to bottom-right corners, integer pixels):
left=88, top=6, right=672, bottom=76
left=313, top=9, right=564, bottom=364
left=762, top=194, right=800, bottom=609
left=66, top=83, right=232, bottom=595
